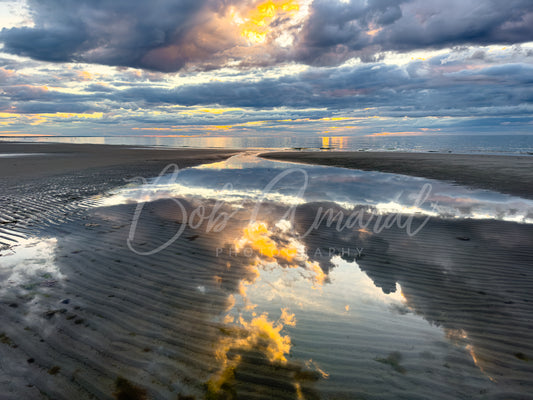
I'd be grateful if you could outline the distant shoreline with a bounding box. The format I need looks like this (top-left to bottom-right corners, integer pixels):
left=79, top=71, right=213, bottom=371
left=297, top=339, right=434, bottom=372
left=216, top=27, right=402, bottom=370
left=2, top=135, right=532, bottom=157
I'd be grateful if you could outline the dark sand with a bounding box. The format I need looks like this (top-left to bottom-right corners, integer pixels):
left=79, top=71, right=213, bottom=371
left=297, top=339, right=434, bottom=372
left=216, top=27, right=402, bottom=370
left=0, top=142, right=240, bottom=248
left=0, top=142, right=240, bottom=181
left=260, top=151, right=533, bottom=199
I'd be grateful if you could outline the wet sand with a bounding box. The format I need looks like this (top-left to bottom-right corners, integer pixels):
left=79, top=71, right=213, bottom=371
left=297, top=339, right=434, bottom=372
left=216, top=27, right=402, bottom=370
left=1, top=145, right=533, bottom=399
left=0, top=142, right=241, bottom=181
left=0, top=142, right=241, bottom=248
left=260, top=151, right=533, bottom=199
left=2, top=197, right=532, bottom=399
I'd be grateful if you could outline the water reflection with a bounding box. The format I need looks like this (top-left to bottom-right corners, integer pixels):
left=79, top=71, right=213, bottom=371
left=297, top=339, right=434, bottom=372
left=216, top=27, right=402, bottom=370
left=0, top=237, right=65, bottom=326
left=0, top=237, right=62, bottom=294
left=101, top=153, right=533, bottom=224
left=139, top=154, right=530, bottom=398
left=205, top=219, right=329, bottom=396
left=1, top=153, right=532, bottom=399
left=112, top=181, right=530, bottom=398
left=0, top=153, right=49, bottom=158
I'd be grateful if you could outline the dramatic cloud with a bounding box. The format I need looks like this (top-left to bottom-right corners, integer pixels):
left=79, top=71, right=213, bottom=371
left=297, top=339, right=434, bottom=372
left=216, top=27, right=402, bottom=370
left=1, top=0, right=532, bottom=71
left=0, top=1, right=531, bottom=137
left=96, top=59, right=533, bottom=114
left=1, top=0, right=212, bottom=70
left=296, top=0, right=533, bottom=65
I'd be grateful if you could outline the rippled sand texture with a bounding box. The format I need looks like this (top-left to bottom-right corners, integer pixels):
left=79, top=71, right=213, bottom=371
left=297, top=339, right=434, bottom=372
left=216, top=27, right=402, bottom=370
left=1, top=152, right=532, bottom=400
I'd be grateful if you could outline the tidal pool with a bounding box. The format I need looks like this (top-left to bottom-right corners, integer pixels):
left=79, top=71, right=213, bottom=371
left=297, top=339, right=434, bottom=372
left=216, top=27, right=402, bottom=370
left=1, top=153, right=532, bottom=399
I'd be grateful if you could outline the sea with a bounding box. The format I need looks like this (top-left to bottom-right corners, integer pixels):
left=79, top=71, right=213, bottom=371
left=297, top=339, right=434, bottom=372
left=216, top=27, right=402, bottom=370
left=1, top=134, right=532, bottom=155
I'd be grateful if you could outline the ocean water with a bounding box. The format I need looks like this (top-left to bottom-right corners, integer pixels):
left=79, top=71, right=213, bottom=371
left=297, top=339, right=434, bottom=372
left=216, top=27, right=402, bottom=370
left=2, top=134, right=533, bottom=155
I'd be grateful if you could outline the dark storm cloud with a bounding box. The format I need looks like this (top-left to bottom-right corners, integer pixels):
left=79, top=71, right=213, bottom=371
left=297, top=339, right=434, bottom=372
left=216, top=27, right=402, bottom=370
left=1, top=0, right=212, bottom=71
left=1, top=84, right=96, bottom=102
left=111, top=61, right=533, bottom=113
left=1, top=85, right=47, bottom=101
left=386, top=0, right=533, bottom=48
left=295, top=0, right=533, bottom=65
left=0, top=81, right=107, bottom=113
left=1, top=0, right=532, bottom=72
left=13, top=101, right=100, bottom=114
left=293, top=0, right=405, bottom=64
left=1, top=26, right=88, bottom=62
left=2, top=53, right=531, bottom=126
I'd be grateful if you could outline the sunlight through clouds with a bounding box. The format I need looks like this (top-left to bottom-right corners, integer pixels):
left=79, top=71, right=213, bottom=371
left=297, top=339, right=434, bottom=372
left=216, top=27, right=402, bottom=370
left=0, top=1, right=531, bottom=137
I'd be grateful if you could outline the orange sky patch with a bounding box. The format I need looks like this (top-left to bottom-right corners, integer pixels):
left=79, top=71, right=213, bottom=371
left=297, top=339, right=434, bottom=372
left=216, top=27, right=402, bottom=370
left=365, top=131, right=425, bottom=137
left=0, top=133, right=50, bottom=136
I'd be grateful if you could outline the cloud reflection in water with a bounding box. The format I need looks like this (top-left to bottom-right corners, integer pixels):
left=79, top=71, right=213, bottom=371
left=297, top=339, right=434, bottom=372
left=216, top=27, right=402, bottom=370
left=94, top=153, right=533, bottom=398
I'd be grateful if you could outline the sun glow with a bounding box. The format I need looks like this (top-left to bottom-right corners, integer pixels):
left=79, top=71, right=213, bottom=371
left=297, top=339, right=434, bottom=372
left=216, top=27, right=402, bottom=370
left=234, top=0, right=302, bottom=44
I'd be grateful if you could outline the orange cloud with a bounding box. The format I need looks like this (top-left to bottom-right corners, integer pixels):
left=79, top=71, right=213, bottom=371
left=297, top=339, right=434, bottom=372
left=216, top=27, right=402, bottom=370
left=236, top=221, right=298, bottom=261
left=207, top=125, right=234, bottom=131
left=0, top=132, right=49, bottom=136
left=180, top=107, right=244, bottom=116
left=76, top=70, right=93, bottom=81
left=0, top=68, right=15, bottom=78
left=234, top=0, right=301, bottom=45
left=280, top=307, right=296, bottom=326
left=0, top=111, right=102, bottom=126
left=306, top=261, right=326, bottom=288
left=365, top=131, right=424, bottom=137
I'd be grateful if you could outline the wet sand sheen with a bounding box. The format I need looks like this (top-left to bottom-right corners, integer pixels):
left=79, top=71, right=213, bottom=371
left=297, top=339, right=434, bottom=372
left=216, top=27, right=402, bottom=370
left=1, top=146, right=533, bottom=399
left=0, top=143, right=241, bottom=249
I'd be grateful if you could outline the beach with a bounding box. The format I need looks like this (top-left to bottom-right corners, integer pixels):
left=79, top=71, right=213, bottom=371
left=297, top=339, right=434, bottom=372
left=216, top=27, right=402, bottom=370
left=0, top=142, right=241, bottom=181
left=3, top=0, right=532, bottom=398
left=0, top=142, right=241, bottom=248
left=1, top=143, right=532, bottom=399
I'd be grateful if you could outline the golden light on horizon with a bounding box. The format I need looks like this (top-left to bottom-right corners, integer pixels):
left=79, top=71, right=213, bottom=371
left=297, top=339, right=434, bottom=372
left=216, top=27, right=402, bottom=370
left=0, top=133, right=50, bottom=137
left=0, top=111, right=104, bottom=127
left=365, top=131, right=423, bottom=137
left=321, top=136, right=348, bottom=149
left=180, top=107, right=244, bottom=116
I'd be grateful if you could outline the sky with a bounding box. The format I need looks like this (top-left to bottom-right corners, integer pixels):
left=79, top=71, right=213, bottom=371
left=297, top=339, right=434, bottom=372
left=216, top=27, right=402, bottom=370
left=0, top=0, right=532, bottom=138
